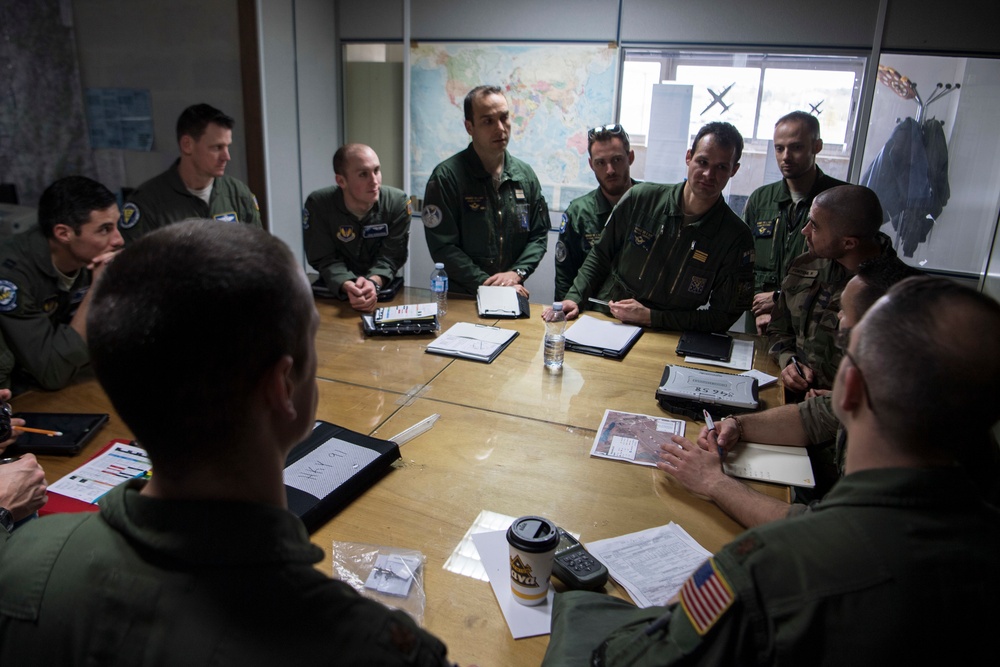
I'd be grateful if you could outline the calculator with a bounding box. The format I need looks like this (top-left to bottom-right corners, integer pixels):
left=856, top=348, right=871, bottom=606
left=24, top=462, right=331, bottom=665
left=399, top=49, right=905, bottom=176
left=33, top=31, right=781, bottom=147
left=551, top=527, right=609, bottom=590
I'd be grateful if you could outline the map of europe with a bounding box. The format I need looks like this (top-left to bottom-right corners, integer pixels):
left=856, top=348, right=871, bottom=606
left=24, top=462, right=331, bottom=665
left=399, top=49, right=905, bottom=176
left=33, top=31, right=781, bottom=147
left=410, top=43, right=618, bottom=213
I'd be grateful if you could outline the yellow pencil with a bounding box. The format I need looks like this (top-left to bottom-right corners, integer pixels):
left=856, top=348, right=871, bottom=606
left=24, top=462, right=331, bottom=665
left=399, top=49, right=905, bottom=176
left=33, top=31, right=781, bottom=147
left=14, top=426, right=63, bottom=437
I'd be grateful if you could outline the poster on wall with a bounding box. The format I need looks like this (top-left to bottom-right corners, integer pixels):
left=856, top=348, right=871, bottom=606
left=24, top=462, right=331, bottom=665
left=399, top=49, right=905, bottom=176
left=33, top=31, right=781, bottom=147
left=410, top=43, right=618, bottom=213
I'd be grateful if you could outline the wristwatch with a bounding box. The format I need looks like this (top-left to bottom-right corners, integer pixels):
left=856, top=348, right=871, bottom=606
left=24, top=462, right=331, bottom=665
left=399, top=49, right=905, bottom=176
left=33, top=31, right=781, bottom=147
left=514, top=268, right=528, bottom=283
left=0, top=506, right=13, bottom=534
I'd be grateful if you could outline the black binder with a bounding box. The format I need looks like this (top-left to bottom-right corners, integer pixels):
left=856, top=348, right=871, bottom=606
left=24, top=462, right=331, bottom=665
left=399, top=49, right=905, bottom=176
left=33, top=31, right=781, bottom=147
left=675, top=331, right=734, bottom=362
left=284, top=421, right=400, bottom=533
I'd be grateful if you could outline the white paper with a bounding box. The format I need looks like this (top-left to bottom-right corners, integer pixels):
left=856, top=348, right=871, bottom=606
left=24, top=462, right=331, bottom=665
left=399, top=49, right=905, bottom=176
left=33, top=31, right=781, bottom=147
left=375, top=303, right=437, bottom=323
left=590, top=409, right=685, bottom=467
left=48, top=442, right=151, bottom=504
left=739, top=369, right=778, bottom=387
left=283, top=437, right=380, bottom=499
left=684, top=339, right=755, bottom=371
left=472, top=529, right=555, bottom=639
left=477, top=286, right=521, bottom=315
left=364, top=553, right=423, bottom=597
left=426, top=322, right=516, bottom=360
left=586, top=522, right=711, bottom=608
left=565, top=315, right=641, bottom=353
left=724, top=441, right=816, bottom=487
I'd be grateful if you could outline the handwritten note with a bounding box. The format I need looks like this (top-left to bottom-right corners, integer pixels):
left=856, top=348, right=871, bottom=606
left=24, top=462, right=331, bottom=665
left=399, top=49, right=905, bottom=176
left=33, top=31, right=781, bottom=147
left=283, top=437, right=380, bottom=499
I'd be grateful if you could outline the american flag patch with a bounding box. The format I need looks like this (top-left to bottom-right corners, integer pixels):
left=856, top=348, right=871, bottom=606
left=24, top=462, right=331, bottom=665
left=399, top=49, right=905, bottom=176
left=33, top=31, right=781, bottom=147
left=679, top=558, right=734, bottom=635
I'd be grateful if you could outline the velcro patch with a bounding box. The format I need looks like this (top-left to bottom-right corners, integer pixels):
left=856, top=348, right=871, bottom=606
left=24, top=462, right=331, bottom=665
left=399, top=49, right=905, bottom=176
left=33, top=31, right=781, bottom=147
left=679, top=558, right=734, bottom=636
left=754, top=219, right=776, bottom=238
left=422, top=205, right=442, bottom=228
left=337, top=225, right=356, bottom=243
left=213, top=212, right=238, bottom=223
left=559, top=212, right=568, bottom=235
left=363, top=223, right=388, bottom=239
left=630, top=226, right=654, bottom=250
left=301, top=207, right=310, bottom=230
left=464, top=195, right=487, bottom=212
left=120, top=203, right=140, bottom=229
left=555, top=240, right=567, bottom=263
left=0, top=280, right=18, bottom=312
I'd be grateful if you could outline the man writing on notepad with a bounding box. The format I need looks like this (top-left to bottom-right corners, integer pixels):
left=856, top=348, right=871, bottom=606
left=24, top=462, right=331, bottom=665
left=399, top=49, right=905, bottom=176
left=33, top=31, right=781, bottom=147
left=543, top=276, right=1000, bottom=665
left=545, top=122, right=754, bottom=332
left=0, top=222, right=451, bottom=666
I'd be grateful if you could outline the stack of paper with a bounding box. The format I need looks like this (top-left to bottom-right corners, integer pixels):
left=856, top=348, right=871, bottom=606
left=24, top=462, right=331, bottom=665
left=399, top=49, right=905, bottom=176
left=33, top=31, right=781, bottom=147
left=724, top=442, right=816, bottom=487
left=565, top=315, right=643, bottom=359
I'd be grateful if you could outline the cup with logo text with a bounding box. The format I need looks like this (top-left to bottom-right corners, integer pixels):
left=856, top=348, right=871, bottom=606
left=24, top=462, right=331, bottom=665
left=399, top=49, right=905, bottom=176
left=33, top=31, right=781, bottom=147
left=506, top=515, right=559, bottom=606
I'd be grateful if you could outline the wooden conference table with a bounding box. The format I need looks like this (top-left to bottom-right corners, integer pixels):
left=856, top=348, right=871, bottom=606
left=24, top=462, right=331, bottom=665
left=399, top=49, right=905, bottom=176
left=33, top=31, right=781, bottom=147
left=14, top=287, right=786, bottom=666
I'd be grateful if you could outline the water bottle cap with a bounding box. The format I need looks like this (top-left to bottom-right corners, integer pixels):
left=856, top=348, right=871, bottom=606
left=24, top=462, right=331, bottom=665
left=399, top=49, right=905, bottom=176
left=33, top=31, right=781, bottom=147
left=551, top=302, right=563, bottom=310
left=434, top=262, right=445, bottom=269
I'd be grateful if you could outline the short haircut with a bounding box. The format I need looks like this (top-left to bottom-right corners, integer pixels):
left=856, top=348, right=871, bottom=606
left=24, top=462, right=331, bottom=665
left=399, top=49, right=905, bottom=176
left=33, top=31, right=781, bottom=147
left=776, top=110, right=821, bottom=141
left=332, top=143, right=368, bottom=176
left=176, top=103, right=234, bottom=143
left=588, top=125, right=630, bottom=155
left=855, top=276, right=1000, bottom=452
left=691, top=121, right=744, bottom=165
left=813, top=185, right=884, bottom=239
left=851, top=255, right=923, bottom=318
left=37, top=176, right=117, bottom=238
left=88, top=220, right=313, bottom=464
left=464, top=85, right=504, bottom=122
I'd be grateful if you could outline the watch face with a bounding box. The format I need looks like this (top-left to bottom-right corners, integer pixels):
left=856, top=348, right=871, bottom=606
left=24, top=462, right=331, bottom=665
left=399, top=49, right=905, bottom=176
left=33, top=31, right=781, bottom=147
left=0, top=507, right=13, bottom=532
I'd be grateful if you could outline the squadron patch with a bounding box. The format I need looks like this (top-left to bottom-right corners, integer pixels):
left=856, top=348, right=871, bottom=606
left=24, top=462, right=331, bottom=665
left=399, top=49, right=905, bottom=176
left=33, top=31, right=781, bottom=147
left=422, top=205, right=442, bottom=228
left=0, top=280, right=18, bottom=312
left=679, top=559, right=734, bottom=636
left=555, top=240, right=568, bottom=263
left=464, top=196, right=487, bottom=212
left=120, top=203, right=140, bottom=229
left=629, top=226, right=654, bottom=251
left=42, top=296, right=58, bottom=314
left=337, top=225, right=356, bottom=243
left=214, top=212, right=238, bottom=223
left=754, top=219, right=776, bottom=238
left=688, top=275, right=708, bottom=295
left=301, top=207, right=310, bottom=230
left=560, top=213, right=568, bottom=235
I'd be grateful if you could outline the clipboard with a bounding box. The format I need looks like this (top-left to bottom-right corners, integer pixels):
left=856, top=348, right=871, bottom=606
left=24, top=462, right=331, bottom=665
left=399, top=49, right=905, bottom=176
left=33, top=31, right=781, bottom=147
left=284, top=421, right=401, bottom=533
left=425, top=322, right=519, bottom=363
left=476, top=286, right=530, bottom=319
left=564, top=315, right=643, bottom=360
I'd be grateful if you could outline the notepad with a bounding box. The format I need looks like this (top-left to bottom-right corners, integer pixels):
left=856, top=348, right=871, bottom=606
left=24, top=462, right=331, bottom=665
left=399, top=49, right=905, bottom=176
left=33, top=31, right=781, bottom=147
left=425, top=322, right=519, bottom=363
left=476, top=286, right=530, bottom=318
left=374, top=303, right=438, bottom=324
left=723, top=442, right=816, bottom=488
left=564, top=315, right=643, bottom=359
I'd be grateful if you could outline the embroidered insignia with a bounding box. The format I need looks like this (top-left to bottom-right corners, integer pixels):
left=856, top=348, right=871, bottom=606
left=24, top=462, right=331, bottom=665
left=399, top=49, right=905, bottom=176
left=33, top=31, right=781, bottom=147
left=559, top=213, right=568, bottom=235
left=337, top=225, right=356, bottom=243
left=405, top=197, right=413, bottom=216
left=42, top=296, right=58, bottom=314
left=120, top=203, right=140, bottom=229
left=464, top=196, right=487, bottom=212
left=740, top=249, right=755, bottom=266
left=584, top=232, right=602, bottom=247
left=0, top=280, right=18, bottom=312
left=214, top=212, right=238, bottom=223
left=693, top=249, right=708, bottom=263
left=301, top=207, right=310, bottom=230
left=362, top=223, right=388, bottom=239
left=754, top=219, right=776, bottom=238
left=679, top=559, right=734, bottom=636
left=422, top=205, right=442, bottom=228
left=252, top=194, right=259, bottom=211
left=630, top=226, right=653, bottom=250
left=688, top=275, right=708, bottom=295
left=514, top=188, right=525, bottom=202
left=555, top=240, right=567, bottom=263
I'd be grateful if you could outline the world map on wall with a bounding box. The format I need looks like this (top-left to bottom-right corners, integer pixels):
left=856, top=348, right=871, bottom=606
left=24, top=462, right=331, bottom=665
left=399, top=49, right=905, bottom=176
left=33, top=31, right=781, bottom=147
left=410, top=43, right=618, bottom=213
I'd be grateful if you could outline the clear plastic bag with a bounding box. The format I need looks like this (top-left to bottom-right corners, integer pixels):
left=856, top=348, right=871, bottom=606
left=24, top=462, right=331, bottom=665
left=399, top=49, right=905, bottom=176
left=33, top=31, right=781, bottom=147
left=331, top=541, right=427, bottom=626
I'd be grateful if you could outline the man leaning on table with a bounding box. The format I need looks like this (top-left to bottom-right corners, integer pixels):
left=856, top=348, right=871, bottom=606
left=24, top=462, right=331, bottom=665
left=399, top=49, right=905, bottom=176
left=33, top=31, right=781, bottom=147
left=0, top=176, right=123, bottom=390
left=546, top=122, right=754, bottom=332
left=543, top=276, right=1000, bottom=665
left=0, top=221, right=452, bottom=666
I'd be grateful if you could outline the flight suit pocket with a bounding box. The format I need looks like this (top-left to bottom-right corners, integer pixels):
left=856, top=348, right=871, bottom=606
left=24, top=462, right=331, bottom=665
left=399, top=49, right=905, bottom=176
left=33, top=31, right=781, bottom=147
left=671, top=264, right=716, bottom=308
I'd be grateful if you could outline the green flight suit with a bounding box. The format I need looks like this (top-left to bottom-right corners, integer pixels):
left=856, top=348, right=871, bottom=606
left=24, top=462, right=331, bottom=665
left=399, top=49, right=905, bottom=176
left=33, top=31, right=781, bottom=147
left=554, top=181, right=636, bottom=301
left=564, top=182, right=754, bottom=332
left=120, top=159, right=262, bottom=242
left=303, top=185, right=411, bottom=293
left=421, top=144, right=549, bottom=294
left=543, top=467, right=1000, bottom=666
left=0, top=480, right=451, bottom=667
left=742, top=167, right=846, bottom=294
left=767, top=233, right=894, bottom=389
left=0, top=227, right=90, bottom=390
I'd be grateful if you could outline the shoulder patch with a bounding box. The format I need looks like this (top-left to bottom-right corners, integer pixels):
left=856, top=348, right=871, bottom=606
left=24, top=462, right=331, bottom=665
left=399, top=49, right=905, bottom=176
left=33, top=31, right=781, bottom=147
left=214, top=212, right=238, bottom=223
left=555, top=240, right=568, bottom=263
left=120, top=203, right=140, bottom=229
left=0, top=280, right=18, bottom=312
left=301, top=207, right=310, bottom=230
left=422, top=205, right=442, bottom=228
left=252, top=194, right=260, bottom=211
left=405, top=197, right=413, bottom=216
left=559, top=212, right=568, bottom=235
left=679, top=558, right=735, bottom=636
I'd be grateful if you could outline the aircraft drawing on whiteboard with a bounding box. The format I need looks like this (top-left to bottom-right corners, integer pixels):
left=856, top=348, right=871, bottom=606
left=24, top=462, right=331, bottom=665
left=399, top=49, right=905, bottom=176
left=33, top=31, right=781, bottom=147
left=809, top=99, right=824, bottom=115
left=700, top=83, right=735, bottom=115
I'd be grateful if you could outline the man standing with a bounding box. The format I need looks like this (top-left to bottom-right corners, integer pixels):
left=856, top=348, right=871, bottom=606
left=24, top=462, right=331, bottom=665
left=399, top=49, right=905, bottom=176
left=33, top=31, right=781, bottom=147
left=551, top=122, right=754, bottom=332
left=0, top=221, right=451, bottom=666
left=543, top=276, right=1000, bottom=665
left=303, top=144, right=411, bottom=313
left=554, top=124, right=636, bottom=301
left=0, top=176, right=123, bottom=390
left=422, top=85, right=549, bottom=295
left=768, top=185, right=892, bottom=392
left=120, top=103, right=261, bottom=241
left=743, top=111, right=845, bottom=332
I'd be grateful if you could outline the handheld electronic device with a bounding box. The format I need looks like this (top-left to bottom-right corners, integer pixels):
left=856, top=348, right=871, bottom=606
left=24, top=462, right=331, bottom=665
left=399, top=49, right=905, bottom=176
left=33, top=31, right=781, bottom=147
left=551, top=527, right=609, bottom=590
left=7, top=412, right=109, bottom=456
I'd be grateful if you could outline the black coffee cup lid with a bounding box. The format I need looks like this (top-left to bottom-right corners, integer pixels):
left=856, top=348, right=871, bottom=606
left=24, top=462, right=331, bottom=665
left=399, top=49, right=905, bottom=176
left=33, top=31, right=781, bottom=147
left=506, top=515, right=559, bottom=553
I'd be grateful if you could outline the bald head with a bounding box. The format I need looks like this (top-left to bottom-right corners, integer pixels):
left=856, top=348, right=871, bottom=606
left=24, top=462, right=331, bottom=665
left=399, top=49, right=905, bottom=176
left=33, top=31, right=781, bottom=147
left=813, top=185, right=884, bottom=239
left=333, top=143, right=376, bottom=176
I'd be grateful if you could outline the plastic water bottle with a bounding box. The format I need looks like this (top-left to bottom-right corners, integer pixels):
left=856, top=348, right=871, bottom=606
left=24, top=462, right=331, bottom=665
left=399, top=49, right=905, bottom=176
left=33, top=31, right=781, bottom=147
left=431, top=262, right=448, bottom=316
left=544, top=302, right=566, bottom=371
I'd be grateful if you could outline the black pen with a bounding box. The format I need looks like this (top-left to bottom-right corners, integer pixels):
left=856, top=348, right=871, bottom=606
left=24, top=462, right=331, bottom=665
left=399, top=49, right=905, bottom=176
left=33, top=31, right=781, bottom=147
left=790, top=355, right=806, bottom=380
left=0, top=456, right=20, bottom=465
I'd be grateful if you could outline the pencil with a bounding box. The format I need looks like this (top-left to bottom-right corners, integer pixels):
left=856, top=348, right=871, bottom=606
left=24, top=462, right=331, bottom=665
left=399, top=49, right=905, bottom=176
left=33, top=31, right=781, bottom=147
left=13, top=426, right=63, bottom=437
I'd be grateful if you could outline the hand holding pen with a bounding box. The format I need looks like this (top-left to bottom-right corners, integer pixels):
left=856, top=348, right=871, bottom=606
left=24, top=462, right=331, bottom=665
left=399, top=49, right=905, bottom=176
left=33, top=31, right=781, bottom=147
left=703, top=410, right=725, bottom=471
left=781, top=355, right=815, bottom=392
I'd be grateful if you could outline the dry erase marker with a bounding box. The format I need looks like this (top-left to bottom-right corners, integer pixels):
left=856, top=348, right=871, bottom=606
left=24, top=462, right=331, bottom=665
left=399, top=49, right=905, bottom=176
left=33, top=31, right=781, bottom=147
left=588, top=297, right=609, bottom=306
left=703, top=409, right=725, bottom=470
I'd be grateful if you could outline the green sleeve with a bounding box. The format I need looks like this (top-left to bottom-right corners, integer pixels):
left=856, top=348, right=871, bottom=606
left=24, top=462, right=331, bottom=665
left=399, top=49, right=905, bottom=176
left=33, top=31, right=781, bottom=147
left=798, top=394, right=840, bottom=445
left=368, top=194, right=411, bottom=283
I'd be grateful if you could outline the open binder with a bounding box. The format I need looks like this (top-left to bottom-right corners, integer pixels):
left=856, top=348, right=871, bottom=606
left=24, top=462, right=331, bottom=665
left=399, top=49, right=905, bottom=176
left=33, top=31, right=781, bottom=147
left=476, top=286, right=530, bottom=318
left=284, top=421, right=401, bottom=533
left=362, top=303, right=439, bottom=336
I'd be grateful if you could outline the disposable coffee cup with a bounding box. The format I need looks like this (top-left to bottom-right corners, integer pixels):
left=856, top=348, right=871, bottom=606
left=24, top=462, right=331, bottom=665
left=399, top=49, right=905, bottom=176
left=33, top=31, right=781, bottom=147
left=506, top=515, right=559, bottom=606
